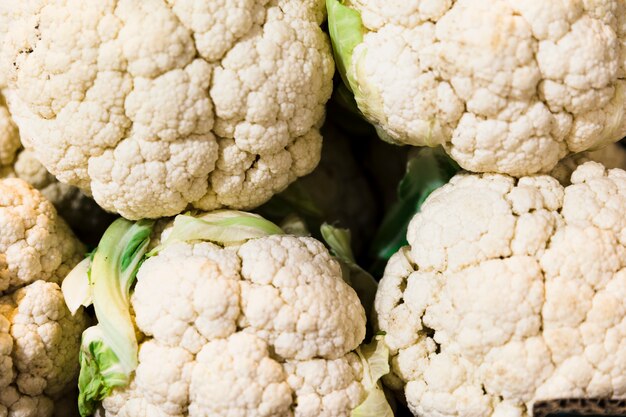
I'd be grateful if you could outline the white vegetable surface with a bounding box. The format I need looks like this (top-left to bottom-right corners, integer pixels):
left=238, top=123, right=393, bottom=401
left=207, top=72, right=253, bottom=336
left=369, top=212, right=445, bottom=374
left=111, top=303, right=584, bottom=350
left=0, top=92, right=115, bottom=244
left=0, top=178, right=85, bottom=293
left=75, top=213, right=370, bottom=417
left=0, top=281, right=88, bottom=417
left=330, top=0, right=626, bottom=176
left=1, top=0, right=334, bottom=219
left=0, top=178, right=89, bottom=417
left=376, top=162, right=626, bottom=417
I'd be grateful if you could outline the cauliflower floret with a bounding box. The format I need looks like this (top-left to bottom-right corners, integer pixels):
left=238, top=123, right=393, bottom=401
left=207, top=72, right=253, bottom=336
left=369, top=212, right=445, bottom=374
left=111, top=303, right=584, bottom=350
left=0, top=178, right=85, bottom=293
left=1, top=0, right=334, bottom=219
left=0, top=93, right=19, bottom=176
left=0, top=93, right=115, bottom=244
left=0, top=281, right=89, bottom=417
left=338, top=0, right=626, bottom=176
left=100, top=233, right=367, bottom=416
left=375, top=162, right=626, bottom=417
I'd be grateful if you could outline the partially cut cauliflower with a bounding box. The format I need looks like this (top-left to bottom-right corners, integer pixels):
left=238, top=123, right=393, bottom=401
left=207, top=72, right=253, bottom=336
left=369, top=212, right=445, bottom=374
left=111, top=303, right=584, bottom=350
left=70, top=213, right=368, bottom=416
left=376, top=162, right=626, bottom=417
left=0, top=178, right=89, bottom=417
left=329, top=0, right=626, bottom=176
left=1, top=0, right=334, bottom=219
left=0, top=92, right=115, bottom=244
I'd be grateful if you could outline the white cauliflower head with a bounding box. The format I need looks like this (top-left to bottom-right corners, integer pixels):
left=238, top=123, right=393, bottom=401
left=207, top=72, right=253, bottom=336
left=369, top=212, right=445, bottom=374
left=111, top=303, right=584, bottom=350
left=1, top=0, right=334, bottom=219
left=0, top=178, right=88, bottom=416
left=0, top=178, right=85, bottom=294
left=0, top=281, right=89, bottom=417
left=330, top=0, right=626, bottom=176
left=80, top=219, right=367, bottom=417
left=375, top=162, right=626, bottom=417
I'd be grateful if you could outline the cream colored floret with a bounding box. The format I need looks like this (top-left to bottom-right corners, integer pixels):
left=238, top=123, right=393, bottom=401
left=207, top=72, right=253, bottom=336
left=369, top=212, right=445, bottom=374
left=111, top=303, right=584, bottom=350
left=345, top=0, right=626, bottom=176
left=375, top=162, right=626, bottom=417
left=100, top=233, right=367, bottom=416
left=1, top=0, right=333, bottom=219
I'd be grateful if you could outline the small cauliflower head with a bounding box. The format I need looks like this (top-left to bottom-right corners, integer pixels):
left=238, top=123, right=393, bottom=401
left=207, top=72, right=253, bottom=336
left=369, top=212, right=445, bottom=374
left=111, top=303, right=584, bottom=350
left=0, top=281, right=89, bottom=417
left=0, top=178, right=85, bottom=294
left=376, top=162, right=626, bottom=417
left=101, top=233, right=366, bottom=417
left=1, top=0, right=334, bottom=219
left=332, top=0, right=626, bottom=176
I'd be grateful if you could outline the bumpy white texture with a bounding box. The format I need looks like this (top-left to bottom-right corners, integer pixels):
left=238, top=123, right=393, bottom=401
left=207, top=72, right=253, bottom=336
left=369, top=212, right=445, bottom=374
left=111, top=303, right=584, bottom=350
left=101, top=234, right=366, bottom=416
left=0, top=281, right=89, bottom=417
left=346, top=0, right=626, bottom=176
left=0, top=93, right=20, bottom=178
left=1, top=0, right=333, bottom=219
left=0, top=178, right=85, bottom=294
left=551, top=142, right=626, bottom=184
left=375, top=162, right=626, bottom=417
left=0, top=93, right=113, bottom=242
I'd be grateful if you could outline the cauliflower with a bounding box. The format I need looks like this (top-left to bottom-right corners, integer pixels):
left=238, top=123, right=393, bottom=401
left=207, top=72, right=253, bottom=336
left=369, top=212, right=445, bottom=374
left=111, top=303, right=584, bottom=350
left=328, top=0, right=626, bottom=176
left=0, top=178, right=85, bottom=293
left=65, top=211, right=372, bottom=416
left=0, top=93, right=20, bottom=179
left=0, top=92, right=115, bottom=244
left=551, top=142, right=626, bottom=184
left=1, top=0, right=334, bottom=220
left=375, top=162, right=626, bottom=417
left=0, top=178, right=90, bottom=417
left=0, top=281, right=89, bottom=417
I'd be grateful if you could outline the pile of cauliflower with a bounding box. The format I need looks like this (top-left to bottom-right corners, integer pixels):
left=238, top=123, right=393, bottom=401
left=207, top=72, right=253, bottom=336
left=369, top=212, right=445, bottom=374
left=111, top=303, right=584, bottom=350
left=2, top=1, right=626, bottom=417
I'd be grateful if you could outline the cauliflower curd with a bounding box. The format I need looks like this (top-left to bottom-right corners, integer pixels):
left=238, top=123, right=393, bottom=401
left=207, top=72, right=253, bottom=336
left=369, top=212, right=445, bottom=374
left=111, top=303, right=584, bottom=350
left=376, top=162, right=626, bottom=417
left=0, top=92, right=114, bottom=243
left=0, top=0, right=334, bottom=219
left=330, top=0, right=626, bottom=176
left=70, top=213, right=369, bottom=417
left=0, top=178, right=89, bottom=417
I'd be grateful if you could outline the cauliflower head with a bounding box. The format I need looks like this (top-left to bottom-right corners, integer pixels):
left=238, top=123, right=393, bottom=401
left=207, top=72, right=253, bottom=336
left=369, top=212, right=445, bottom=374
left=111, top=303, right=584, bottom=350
left=330, top=0, right=626, bottom=176
left=0, top=281, right=89, bottom=417
left=0, top=178, right=85, bottom=294
left=375, top=162, right=626, bottom=417
left=75, top=213, right=368, bottom=417
left=1, top=0, right=334, bottom=219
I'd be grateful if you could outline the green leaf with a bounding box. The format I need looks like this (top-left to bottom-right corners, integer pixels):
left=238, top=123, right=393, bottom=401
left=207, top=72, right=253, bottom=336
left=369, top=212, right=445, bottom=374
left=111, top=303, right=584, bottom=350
left=78, top=326, right=130, bottom=417
left=326, top=0, right=364, bottom=93
left=351, top=336, right=394, bottom=417
left=321, top=224, right=377, bottom=317
left=150, top=211, right=284, bottom=255
left=91, top=218, right=153, bottom=375
left=370, top=147, right=460, bottom=271
left=62, top=257, right=93, bottom=315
